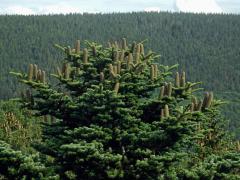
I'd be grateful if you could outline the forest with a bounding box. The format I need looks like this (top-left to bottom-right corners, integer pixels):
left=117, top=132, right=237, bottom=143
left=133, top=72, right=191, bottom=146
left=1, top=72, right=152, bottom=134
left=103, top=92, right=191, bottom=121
left=0, top=12, right=240, bottom=137
left=0, top=12, right=240, bottom=179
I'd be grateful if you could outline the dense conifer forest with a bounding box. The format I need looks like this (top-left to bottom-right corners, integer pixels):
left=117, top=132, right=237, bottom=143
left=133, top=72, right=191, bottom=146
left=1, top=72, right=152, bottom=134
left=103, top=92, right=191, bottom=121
left=1, top=37, right=239, bottom=179
left=0, top=12, right=240, bottom=137
left=0, top=12, right=240, bottom=179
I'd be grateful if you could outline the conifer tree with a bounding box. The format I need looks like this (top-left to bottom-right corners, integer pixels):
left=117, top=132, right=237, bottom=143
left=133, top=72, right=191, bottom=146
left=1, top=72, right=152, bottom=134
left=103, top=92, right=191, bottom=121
left=11, top=39, right=240, bottom=179
left=0, top=140, right=58, bottom=179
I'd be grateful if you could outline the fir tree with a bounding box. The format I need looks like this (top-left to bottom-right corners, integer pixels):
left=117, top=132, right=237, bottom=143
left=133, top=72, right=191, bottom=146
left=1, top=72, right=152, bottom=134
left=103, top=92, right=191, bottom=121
left=0, top=140, right=58, bottom=179
left=11, top=39, right=240, bottom=179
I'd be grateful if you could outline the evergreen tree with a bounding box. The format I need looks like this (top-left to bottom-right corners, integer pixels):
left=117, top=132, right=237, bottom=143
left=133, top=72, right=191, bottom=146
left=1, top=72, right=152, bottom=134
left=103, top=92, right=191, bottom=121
left=1, top=12, right=240, bottom=138
left=0, top=100, right=42, bottom=152
left=0, top=140, right=58, bottom=179
left=11, top=39, right=240, bottom=179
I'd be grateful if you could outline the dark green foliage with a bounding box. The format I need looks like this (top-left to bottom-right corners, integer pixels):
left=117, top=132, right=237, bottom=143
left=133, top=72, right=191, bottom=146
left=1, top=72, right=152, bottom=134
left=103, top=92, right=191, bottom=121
left=0, top=140, right=58, bottom=179
left=0, top=12, right=240, bottom=137
left=10, top=39, right=240, bottom=179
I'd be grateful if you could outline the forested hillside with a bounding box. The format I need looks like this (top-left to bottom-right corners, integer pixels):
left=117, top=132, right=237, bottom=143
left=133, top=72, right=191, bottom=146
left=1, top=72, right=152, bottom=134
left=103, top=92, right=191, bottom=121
left=2, top=39, right=239, bottom=179
left=0, top=12, right=240, bottom=137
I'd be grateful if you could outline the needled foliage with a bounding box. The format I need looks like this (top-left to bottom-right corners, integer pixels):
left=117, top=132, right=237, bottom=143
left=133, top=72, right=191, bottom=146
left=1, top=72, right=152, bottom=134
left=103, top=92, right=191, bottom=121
left=0, top=100, right=42, bottom=153
left=0, top=140, right=58, bottom=179
left=9, top=39, right=240, bottom=179
left=1, top=13, right=240, bottom=138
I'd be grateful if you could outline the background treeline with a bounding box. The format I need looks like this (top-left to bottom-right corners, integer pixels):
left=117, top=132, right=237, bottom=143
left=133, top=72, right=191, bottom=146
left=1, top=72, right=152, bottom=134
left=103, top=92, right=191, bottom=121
left=0, top=12, right=240, bottom=137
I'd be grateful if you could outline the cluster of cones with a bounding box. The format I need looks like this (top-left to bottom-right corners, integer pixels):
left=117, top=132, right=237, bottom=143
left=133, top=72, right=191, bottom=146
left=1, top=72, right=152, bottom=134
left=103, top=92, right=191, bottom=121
left=28, top=64, right=46, bottom=84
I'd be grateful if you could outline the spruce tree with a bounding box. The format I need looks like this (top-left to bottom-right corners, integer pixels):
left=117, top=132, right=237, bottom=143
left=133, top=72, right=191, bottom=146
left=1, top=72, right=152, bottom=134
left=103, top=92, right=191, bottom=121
left=11, top=39, right=240, bottom=179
